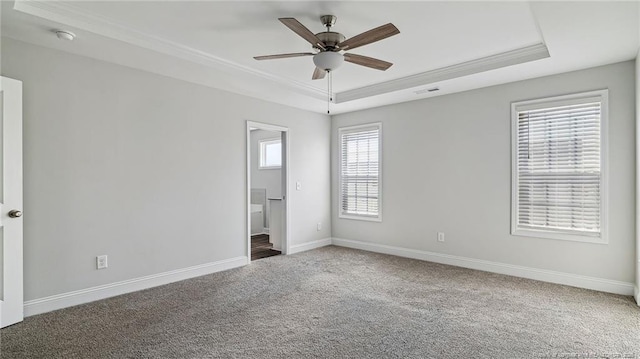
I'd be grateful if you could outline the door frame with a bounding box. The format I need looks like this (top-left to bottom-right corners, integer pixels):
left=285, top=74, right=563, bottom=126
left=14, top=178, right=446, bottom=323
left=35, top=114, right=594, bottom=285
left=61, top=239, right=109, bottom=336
left=246, top=121, right=290, bottom=261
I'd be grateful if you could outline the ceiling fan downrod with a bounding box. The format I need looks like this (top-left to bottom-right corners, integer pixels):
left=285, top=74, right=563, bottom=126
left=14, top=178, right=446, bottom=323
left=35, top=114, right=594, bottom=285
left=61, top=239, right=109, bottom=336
left=314, top=15, right=345, bottom=51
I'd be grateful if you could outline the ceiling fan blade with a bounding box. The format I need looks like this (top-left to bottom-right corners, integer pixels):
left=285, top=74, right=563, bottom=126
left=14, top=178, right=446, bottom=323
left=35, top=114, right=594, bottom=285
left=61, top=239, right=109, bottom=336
left=254, top=52, right=315, bottom=60
left=279, top=18, right=326, bottom=50
left=344, top=53, right=393, bottom=71
left=312, top=67, right=326, bottom=80
left=338, top=23, right=400, bottom=51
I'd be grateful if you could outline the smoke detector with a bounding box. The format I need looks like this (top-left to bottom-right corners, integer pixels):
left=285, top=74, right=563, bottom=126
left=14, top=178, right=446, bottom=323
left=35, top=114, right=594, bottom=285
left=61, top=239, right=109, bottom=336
left=55, top=30, right=76, bottom=41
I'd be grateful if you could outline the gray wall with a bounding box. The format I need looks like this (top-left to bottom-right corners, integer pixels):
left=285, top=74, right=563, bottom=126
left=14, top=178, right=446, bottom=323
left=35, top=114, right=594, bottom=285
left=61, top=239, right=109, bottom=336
left=1, top=38, right=331, bottom=301
left=332, top=61, right=636, bottom=283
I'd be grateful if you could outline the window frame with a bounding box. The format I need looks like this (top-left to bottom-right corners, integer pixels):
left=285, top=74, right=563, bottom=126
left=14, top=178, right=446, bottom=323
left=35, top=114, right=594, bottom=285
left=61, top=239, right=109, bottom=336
left=258, top=138, right=282, bottom=170
left=510, top=89, right=609, bottom=244
left=338, top=122, right=383, bottom=222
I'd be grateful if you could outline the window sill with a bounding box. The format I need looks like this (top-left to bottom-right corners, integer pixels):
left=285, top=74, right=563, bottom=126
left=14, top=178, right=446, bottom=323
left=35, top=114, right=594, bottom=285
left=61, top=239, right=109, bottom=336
left=511, top=228, right=607, bottom=244
left=339, top=213, right=382, bottom=222
left=258, top=166, right=281, bottom=170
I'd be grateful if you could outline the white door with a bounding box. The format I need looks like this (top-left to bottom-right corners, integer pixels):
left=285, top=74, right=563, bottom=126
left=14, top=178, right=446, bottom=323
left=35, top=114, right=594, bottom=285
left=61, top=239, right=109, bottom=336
left=0, top=76, right=24, bottom=328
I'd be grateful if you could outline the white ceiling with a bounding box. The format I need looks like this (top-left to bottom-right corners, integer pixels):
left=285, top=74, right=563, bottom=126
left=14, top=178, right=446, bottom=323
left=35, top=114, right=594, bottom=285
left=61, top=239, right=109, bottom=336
left=1, top=1, right=638, bottom=114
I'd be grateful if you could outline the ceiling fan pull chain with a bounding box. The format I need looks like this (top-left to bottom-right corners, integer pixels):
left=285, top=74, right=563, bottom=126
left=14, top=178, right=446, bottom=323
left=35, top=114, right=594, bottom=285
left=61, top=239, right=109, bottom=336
left=327, top=70, right=331, bottom=114
left=330, top=71, right=333, bottom=102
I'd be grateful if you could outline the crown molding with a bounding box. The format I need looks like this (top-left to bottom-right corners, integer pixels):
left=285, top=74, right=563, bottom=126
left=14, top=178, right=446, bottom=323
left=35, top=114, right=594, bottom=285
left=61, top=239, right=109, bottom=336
left=12, top=0, right=327, bottom=100
left=334, top=43, right=550, bottom=103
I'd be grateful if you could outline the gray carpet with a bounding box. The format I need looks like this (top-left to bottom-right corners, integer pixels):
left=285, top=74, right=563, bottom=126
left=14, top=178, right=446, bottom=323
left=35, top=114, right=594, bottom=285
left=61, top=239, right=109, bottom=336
left=1, top=246, right=639, bottom=358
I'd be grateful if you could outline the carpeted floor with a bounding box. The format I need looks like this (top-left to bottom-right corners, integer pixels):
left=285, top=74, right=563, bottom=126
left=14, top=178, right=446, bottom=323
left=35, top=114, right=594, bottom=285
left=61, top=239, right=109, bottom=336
left=1, top=246, right=639, bottom=358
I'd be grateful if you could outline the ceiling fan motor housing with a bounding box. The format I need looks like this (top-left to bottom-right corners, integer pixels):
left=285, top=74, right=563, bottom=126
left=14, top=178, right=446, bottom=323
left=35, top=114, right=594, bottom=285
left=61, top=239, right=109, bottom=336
left=314, top=32, right=346, bottom=51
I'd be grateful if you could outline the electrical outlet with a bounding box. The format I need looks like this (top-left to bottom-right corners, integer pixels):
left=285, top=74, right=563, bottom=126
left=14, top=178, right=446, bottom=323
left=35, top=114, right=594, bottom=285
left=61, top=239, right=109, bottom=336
left=96, top=255, right=108, bottom=269
left=437, top=232, right=445, bottom=242
left=317, top=222, right=322, bottom=231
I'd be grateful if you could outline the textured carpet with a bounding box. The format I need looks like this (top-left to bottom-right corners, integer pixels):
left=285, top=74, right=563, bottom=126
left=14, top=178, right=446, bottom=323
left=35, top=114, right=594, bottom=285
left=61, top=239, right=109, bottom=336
left=1, top=246, right=639, bottom=358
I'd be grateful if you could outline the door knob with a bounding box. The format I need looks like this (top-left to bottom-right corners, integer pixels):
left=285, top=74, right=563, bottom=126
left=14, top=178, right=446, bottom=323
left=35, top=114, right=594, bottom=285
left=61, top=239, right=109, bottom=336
left=8, top=210, right=22, bottom=218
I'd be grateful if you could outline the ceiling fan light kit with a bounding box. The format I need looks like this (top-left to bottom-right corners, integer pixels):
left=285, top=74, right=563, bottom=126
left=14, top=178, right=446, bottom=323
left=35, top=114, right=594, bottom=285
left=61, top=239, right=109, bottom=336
left=313, top=51, right=344, bottom=71
left=254, top=15, right=400, bottom=113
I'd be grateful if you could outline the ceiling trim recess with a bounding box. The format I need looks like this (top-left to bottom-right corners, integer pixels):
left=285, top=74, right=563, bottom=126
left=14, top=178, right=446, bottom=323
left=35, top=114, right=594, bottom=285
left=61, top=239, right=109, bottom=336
left=12, top=0, right=327, bottom=100
left=335, top=43, right=550, bottom=103
left=13, top=0, right=550, bottom=106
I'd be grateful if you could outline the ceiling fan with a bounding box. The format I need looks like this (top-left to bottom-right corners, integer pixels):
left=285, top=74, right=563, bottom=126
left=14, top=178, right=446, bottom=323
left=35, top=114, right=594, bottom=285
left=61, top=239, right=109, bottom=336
left=254, top=15, right=400, bottom=80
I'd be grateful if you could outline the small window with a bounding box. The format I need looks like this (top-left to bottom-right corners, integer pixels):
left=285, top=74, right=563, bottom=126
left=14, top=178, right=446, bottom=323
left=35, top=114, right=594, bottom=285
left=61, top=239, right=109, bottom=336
left=259, top=139, right=281, bottom=169
left=511, top=90, right=608, bottom=243
left=339, top=123, right=382, bottom=221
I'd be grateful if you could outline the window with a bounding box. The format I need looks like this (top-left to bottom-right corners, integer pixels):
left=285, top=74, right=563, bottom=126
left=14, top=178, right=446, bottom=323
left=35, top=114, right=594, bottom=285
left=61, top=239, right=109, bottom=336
left=511, top=90, right=608, bottom=243
left=259, top=139, right=281, bottom=169
left=339, top=123, right=382, bottom=221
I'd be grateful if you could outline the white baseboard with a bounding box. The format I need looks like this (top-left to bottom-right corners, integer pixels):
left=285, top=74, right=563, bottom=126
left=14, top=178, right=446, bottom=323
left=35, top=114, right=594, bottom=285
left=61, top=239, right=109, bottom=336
left=288, top=238, right=332, bottom=255
left=22, top=239, right=635, bottom=316
left=24, top=256, right=248, bottom=317
left=332, top=238, right=635, bottom=296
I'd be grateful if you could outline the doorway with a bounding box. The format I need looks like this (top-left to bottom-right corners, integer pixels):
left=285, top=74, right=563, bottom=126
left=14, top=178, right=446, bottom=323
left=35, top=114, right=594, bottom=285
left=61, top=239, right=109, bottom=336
left=246, top=121, right=289, bottom=262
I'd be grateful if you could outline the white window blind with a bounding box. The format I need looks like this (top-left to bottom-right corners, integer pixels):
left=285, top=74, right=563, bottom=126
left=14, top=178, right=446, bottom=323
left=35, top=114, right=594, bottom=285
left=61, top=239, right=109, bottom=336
left=512, top=90, right=607, bottom=242
left=339, top=124, right=382, bottom=220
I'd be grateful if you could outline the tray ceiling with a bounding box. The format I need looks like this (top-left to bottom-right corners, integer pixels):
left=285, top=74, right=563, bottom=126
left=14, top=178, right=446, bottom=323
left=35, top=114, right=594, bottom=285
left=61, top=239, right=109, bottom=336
left=1, top=1, right=638, bottom=114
